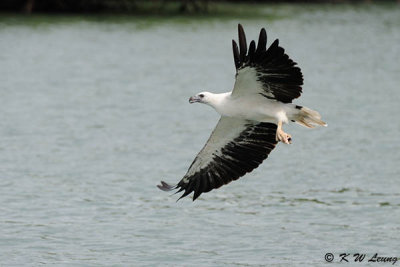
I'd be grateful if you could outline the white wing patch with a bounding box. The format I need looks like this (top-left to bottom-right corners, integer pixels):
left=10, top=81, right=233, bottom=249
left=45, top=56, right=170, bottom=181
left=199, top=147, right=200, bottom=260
left=232, top=67, right=274, bottom=98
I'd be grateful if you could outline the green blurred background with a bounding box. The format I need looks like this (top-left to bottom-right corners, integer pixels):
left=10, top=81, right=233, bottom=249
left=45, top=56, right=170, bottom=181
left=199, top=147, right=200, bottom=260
left=1, top=0, right=399, bottom=14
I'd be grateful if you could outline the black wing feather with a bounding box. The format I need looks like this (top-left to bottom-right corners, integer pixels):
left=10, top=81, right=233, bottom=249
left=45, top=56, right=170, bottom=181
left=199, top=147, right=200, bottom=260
left=256, top=28, right=267, bottom=58
left=248, top=40, right=256, bottom=63
left=238, top=24, right=247, bottom=63
left=232, top=40, right=240, bottom=69
left=232, top=24, right=303, bottom=103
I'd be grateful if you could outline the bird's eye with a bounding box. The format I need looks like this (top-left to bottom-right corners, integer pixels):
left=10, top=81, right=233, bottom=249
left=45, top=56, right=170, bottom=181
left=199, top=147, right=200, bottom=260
left=199, top=94, right=204, bottom=98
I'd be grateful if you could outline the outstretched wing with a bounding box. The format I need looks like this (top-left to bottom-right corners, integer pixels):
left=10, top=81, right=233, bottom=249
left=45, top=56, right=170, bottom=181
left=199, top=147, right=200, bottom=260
left=158, top=117, right=278, bottom=201
left=232, top=24, right=303, bottom=103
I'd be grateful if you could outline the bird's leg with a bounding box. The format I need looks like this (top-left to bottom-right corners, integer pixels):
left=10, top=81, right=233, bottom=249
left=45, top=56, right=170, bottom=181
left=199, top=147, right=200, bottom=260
left=276, top=121, right=292, bottom=144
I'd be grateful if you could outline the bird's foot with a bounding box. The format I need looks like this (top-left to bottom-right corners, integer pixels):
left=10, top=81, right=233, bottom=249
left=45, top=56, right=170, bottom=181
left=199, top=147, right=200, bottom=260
left=276, top=129, right=292, bottom=144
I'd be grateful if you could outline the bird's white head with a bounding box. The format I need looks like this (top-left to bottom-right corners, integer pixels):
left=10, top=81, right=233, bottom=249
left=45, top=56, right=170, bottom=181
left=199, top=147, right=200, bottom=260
left=189, top=92, right=212, bottom=104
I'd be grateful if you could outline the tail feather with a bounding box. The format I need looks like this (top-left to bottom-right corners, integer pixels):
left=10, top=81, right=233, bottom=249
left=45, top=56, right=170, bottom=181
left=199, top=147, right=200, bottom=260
left=294, top=107, right=327, bottom=128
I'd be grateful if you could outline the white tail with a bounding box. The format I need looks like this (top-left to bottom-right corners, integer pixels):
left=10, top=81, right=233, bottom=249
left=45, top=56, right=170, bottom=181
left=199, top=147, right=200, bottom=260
left=294, top=107, right=327, bottom=128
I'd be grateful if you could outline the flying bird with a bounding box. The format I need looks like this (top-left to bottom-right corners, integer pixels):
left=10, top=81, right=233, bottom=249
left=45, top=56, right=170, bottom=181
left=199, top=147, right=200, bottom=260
left=157, top=24, right=326, bottom=201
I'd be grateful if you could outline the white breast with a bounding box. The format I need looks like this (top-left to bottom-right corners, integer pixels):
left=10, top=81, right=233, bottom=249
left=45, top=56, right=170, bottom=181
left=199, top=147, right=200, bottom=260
left=212, top=93, right=291, bottom=123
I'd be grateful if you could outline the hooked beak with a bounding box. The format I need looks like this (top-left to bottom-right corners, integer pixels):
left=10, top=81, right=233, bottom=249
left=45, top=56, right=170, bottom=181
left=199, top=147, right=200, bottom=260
left=189, top=96, right=201, bottom=104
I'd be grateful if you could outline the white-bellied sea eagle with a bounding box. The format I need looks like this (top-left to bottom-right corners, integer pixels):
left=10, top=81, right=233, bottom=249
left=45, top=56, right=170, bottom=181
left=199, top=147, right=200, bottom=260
left=157, top=24, right=326, bottom=201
